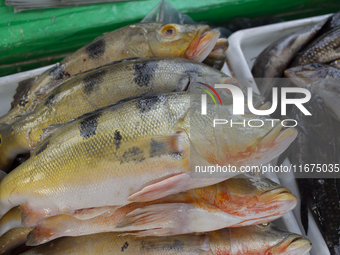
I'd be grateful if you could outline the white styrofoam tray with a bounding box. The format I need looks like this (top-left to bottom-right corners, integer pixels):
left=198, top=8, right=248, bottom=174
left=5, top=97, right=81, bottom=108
left=226, top=14, right=332, bottom=255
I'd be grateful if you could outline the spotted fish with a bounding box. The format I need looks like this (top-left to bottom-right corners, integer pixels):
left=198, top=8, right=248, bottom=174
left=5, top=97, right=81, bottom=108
left=0, top=57, right=235, bottom=170
left=20, top=224, right=312, bottom=255
left=0, top=22, right=226, bottom=124
left=0, top=93, right=297, bottom=226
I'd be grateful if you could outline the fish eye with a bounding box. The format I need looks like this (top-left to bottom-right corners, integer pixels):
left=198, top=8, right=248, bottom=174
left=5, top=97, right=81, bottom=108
left=258, top=222, right=271, bottom=228
left=161, top=25, right=177, bottom=38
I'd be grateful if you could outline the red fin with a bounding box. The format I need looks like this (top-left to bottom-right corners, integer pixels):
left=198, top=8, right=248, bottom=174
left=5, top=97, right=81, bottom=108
left=127, top=173, right=190, bottom=202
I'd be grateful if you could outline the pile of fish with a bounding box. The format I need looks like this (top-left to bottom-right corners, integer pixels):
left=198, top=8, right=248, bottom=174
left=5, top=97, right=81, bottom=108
left=0, top=22, right=310, bottom=255
left=252, top=11, right=340, bottom=255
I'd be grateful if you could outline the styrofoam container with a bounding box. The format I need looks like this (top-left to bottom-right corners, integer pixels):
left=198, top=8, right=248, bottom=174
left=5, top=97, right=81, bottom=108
left=226, top=14, right=332, bottom=255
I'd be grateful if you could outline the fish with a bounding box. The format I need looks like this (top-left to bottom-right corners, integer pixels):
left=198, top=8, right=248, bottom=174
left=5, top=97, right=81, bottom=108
left=23, top=176, right=297, bottom=245
left=0, top=207, right=22, bottom=237
left=0, top=22, right=224, bottom=124
left=0, top=57, right=236, bottom=170
left=251, top=19, right=326, bottom=98
left=287, top=89, right=340, bottom=255
left=19, top=224, right=312, bottom=255
left=285, top=64, right=340, bottom=120
left=0, top=227, right=32, bottom=255
left=291, top=27, right=340, bottom=67
left=285, top=63, right=340, bottom=87
left=0, top=92, right=297, bottom=226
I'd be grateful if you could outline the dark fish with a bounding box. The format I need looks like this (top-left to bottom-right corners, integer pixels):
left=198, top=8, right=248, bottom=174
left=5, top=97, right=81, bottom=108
left=285, top=64, right=340, bottom=120
left=291, top=27, right=340, bottom=67
left=285, top=63, right=340, bottom=87
left=251, top=20, right=326, bottom=98
left=288, top=89, right=340, bottom=255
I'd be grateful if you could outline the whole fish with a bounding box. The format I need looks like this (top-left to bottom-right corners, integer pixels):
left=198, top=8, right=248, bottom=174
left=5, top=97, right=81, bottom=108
left=19, top=224, right=312, bottom=255
left=0, top=227, right=32, bottom=255
left=251, top=19, right=326, bottom=98
left=291, top=27, right=340, bottom=67
left=0, top=57, right=235, bottom=170
left=288, top=90, right=340, bottom=255
left=0, top=22, right=225, bottom=124
left=23, top=176, right=297, bottom=245
left=0, top=92, right=297, bottom=226
left=285, top=63, right=340, bottom=87
left=285, top=64, right=340, bottom=120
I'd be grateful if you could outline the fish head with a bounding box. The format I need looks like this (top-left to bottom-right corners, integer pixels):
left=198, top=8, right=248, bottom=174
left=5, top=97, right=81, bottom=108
left=285, top=63, right=333, bottom=87
left=187, top=103, right=298, bottom=167
left=145, top=23, right=222, bottom=62
left=195, top=177, right=296, bottom=224
left=208, top=224, right=311, bottom=255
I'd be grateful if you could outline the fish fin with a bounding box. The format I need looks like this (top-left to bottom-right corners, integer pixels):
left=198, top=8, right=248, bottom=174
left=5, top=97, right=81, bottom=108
left=26, top=225, right=56, bottom=246
left=116, top=203, right=189, bottom=236
left=20, top=204, right=50, bottom=227
left=127, top=173, right=190, bottom=202
left=26, top=224, right=57, bottom=246
left=11, top=77, right=35, bottom=110
left=72, top=206, right=117, bottom=220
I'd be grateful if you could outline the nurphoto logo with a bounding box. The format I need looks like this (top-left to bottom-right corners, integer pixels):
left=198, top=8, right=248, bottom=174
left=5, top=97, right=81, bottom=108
left=199, top=84, right=312, bottom=128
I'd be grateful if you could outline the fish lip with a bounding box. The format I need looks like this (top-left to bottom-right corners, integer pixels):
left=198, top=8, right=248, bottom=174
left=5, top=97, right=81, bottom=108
left=184, top=26, right=220, bottom=62
left=256, top=123, right=297, bottom=150
left=269, top=235, right=312, bottom=255
left=258, top=187, right=295, bottom=203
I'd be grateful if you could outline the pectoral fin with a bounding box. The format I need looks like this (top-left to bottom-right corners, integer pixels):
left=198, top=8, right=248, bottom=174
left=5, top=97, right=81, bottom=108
left=72, top=206, right=118, bottom=220
left=116, top=203, right=190, bottom=236
left=127, top=173, right=190, bottom=202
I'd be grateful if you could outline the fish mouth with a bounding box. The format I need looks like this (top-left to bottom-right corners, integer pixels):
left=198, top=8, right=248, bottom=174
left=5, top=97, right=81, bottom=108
left=269, top=235, right=312, bottom=255
left=184, top=26, right=221, bottom=62
left=258, top=187, right=296, bottom=204
left=253, top=123, right=298, bottom=162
